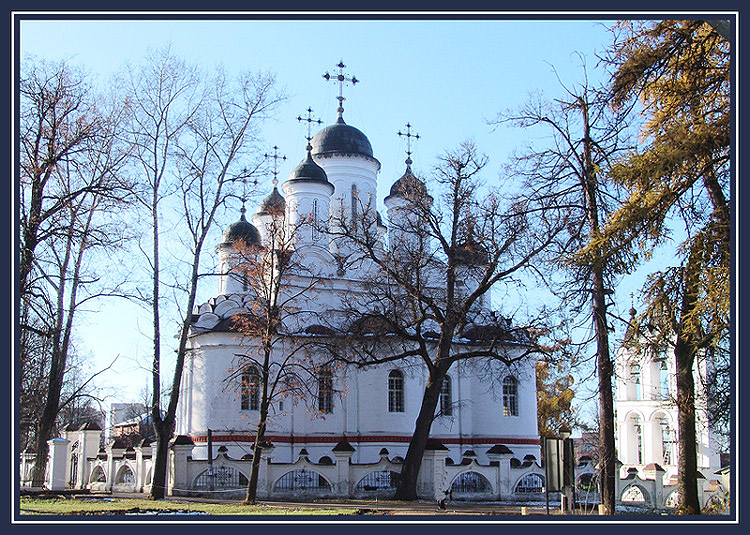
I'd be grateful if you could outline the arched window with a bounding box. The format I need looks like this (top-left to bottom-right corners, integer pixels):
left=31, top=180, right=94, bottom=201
left=503, top=376, right=518, bottom=416
left=439, top=376, right=452, bottom=416
left=388, top=370, right=404, bottom=412
left=628, top=414, right=643, bottom=464
left=318, top=368, right=333, bottom=414
left=630, top=364, right=641, bottom=400
left=241, top=367, right=260, bottom=411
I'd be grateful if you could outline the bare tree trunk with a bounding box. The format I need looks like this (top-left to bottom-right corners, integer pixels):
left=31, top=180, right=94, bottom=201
left=245, top=329, right=274, bottom=504
left=674, top=236, right=704, bottom=514
left=395, top=367, right=445, bottom=501
left=148, top=195, right=167, bottom=499
left=580, top=99, right=616, bottom=514
left=30, top=204, right=91, bottom=488
left=593, top=265, right=616, bottom=514
left=30, top=373, right=61, bottom=487
left=149, top=416, right=174, bottom=499
left=244, top=405, right=268, bottom=504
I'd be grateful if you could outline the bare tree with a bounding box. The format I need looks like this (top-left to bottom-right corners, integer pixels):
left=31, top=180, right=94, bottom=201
left=121, top=46, right=283, bottom=499
left=217, top=199, right=332, bottom=504
left=328, top=141, right=556, bottom=500
left=19, top=57, right=132, bottom=486
left=490, top=60, right=635, bottom=513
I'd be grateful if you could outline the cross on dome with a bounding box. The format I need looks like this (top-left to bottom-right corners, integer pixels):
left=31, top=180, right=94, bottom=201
left=264, top=145, right=286, bottom=188
left=236, top=166, right=255, bottom=217
left=398, top=123, right=420, bottom=170
left=322, top=60, right=358, bottom=118
left=297, top=107, right=323, bottom=152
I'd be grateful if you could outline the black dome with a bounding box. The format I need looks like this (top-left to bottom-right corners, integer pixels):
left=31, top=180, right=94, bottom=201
left=387, top=167, right=428, bottom=200
left=311, top=116, right=373, bottom=157
left=221, top=211, right=261, bottom=247
left=287, top=152, right=330, bottom=184
left=257, top=187, right=286, bottom=216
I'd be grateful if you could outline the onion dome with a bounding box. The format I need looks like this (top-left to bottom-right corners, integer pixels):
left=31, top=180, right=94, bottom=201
left=287, top=151, right=330, bottom=185
left=385, top=163, right=428, bottom=202
left=257, top=186, right=286, bottom=216
left=310, top=115, right=373, bottom=158
left=454, top=241, right=489, bottom=266
left=220, top=209, right=261, bottom=247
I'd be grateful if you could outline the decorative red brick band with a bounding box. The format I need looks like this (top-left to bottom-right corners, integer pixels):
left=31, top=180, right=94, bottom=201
left=190, top=434, right=540, bottom=446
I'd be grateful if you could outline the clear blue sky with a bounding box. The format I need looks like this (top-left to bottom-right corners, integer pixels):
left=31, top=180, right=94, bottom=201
left=19, top=15, right=668, bottom=410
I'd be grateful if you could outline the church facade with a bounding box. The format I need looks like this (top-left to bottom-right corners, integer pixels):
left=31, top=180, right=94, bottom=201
left=175, top=80, right=541, bottom=473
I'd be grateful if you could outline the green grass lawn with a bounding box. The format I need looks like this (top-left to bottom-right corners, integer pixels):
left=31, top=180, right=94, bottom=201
left=19, top=496, right=370, bottom=516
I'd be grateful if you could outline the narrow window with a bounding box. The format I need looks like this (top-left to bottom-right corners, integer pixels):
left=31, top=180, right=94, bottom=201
left=659, top=360, right=669, bottom=399
left=351, top=184, right=359, bottom=225
left=439, top=376, right=452, bottom=416
left=503, top=376, right=518, bottom=416
left=388, top=370, right=404, bottom=412
left=312, top=199, right=319, bottom=241
left=630, top=364, right=641, bottom=400
left=318, top=368, right=333, bottom=414
left=241, top=367, right=260, bottom=411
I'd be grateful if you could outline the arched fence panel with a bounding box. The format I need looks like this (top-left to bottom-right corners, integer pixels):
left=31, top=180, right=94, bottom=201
left=450, top=471, right=494, bottom=499
left=354, top=470, right=398, bottom=497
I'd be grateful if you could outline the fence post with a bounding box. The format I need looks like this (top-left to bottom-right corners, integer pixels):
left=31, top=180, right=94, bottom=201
left=47, top=437, right=70, bottom=490
left=332, top=439, right=355, bottom=498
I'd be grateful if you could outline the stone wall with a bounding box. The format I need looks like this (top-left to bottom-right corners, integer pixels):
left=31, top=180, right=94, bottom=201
left=22, top=427, right=728, bottom=512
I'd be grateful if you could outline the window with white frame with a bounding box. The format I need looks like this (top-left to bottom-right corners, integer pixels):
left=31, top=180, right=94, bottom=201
left=439, top=375, right=452, bottom=416
left=503, top=375, right=518, bottom=416
left=318, top=368, right=333, bottom=414
left=388, top=370, right=404, bottom=412
left=241, top=367, right=260, bottom=411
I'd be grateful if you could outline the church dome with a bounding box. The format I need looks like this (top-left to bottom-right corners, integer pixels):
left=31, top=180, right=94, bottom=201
left=257, top=186, right=286, bottom=216
left=221, top=211, right=261, bottom=247
left=386, top=166, right=428, bottom=201
left=287, top=151, right=330, bottom=184
left=310, top=116, right=373, bottom=157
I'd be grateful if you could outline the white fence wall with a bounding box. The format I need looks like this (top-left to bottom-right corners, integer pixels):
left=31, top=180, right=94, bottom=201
left=21, top=428, right=728, bottom=511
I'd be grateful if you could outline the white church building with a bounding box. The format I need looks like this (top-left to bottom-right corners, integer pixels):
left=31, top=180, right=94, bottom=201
left=170, top=70, right=542, bottom=496
left=21, top=65, right=550, bottom=502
